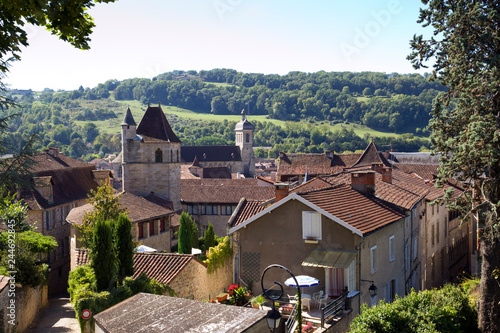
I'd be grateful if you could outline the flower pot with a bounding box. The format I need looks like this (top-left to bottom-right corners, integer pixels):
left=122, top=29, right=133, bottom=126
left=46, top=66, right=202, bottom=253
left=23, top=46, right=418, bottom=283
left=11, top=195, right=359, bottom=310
left=304, top=239, right=318, bottom=244
left=228, top=290, right=234, bottom=296
left=217, top=293, right=228, bottom=303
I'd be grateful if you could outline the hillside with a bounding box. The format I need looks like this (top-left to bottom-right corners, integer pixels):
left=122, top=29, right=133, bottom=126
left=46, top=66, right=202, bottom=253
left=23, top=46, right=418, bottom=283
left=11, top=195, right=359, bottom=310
left=4, top=70, right=435, bottom=161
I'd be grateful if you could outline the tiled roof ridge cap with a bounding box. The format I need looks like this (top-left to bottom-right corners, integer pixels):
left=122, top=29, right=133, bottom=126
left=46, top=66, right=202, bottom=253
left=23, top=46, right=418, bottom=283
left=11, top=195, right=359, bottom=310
left=297, top=183, right=347, bottom=196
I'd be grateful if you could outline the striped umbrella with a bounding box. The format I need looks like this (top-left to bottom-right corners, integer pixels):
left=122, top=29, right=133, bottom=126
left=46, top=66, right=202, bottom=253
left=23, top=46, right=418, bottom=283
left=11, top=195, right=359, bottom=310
left=284, top=275, right=320, bottom=288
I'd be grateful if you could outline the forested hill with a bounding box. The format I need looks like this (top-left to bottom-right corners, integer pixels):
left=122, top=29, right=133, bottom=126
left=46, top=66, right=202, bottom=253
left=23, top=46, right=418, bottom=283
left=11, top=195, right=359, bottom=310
left=112, top=69, right=444, bottom=134
left=4, top=69, right=441, bottom=161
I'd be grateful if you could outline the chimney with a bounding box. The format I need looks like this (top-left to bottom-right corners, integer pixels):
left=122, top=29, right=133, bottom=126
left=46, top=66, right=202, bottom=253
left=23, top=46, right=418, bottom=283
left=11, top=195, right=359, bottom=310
left=33, top=176, right=54, bottom=204
left=325, top=150, right=335, bottom=160
left=371, top=163, right=384, bottom=173
left=381, top=167, right=392, bottom=184
left=351, top=171, right=375, bottom=195
left=274, top=183, right=289, bottom=202
left=47, top=147, right=59, bottom=158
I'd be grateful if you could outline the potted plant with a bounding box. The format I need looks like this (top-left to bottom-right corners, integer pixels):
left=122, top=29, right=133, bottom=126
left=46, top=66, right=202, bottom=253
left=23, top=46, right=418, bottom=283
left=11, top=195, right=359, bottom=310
left=231, top=287, right=246, bottom=306
left=228, top=284, right=238, bottom=296
left=250, top=295, right=266, bottom=309
left=217, top=293, right=228, bottom=303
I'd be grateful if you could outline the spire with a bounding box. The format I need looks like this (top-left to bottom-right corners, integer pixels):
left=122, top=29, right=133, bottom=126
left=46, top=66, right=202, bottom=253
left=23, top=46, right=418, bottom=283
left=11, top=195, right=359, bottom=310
left=241, top=109, right=246, bottom=121
left=136, top=104, right=181, bottom=143
left=303, top=166, right=310, bottom=184
left=121, top=108, right=136, bottom=126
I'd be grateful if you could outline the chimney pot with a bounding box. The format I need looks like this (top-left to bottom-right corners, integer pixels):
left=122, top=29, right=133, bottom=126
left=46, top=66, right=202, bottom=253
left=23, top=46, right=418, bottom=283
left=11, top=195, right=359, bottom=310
left=274, top=183, right=289, bottom=202
left=48, top=147, right=59, bottom=158
left=351, top=171, right=376, bottom=195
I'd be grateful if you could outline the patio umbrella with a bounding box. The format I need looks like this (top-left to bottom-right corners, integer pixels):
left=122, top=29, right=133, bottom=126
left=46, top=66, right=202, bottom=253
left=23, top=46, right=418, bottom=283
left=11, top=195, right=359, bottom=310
left=135, top=245, right=157, bottom=253
left=284, top=275, right=320, bottom=288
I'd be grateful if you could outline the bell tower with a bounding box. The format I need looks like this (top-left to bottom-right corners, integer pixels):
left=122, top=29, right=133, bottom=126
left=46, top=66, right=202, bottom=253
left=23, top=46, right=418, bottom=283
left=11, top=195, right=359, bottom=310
left=235, top=109, right=255, bottom=176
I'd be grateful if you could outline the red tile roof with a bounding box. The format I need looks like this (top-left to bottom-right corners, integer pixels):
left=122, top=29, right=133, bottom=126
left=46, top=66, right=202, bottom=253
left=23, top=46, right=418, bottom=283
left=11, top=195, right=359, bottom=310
left=229, top=199, right=268, bottom=228
left=392, top=163, right=438, bottom=181
left=349, top=141, right=391, bottom=168
left=75, top=250, right=204, bottom=285
left=181, top=179, right=275, bottom=204
left=277, top=152, right=361, bottom=179
left=67, top=192, right=173, bottom=225
left=299, top=185, right=406, bottom=235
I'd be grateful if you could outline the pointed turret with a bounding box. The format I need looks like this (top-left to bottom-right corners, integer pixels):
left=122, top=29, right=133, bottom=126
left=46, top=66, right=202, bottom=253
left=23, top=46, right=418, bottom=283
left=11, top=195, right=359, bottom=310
left=122, top=108, right=137, bottom=126
left=136, top=104, right=181, bottom=143
left=351, top=141, right=391, bottom=168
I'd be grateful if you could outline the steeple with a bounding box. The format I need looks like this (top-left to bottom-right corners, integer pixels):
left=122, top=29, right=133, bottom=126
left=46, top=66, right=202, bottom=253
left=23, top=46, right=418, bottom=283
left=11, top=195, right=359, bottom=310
left=136, top=103, right=181, bottom=143
left=121, top=108, right=136, bottom=126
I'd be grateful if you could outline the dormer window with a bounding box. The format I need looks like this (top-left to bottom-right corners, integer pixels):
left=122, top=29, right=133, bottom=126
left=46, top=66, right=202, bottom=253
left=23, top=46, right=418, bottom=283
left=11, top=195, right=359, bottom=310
left=246, top=133, right=249, bottom=143
left=155, top=148, right=163, bottom=163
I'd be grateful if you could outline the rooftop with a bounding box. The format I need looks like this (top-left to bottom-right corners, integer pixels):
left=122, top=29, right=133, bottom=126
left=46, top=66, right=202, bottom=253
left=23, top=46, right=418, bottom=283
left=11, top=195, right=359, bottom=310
left=136, top=104, right=181, bottom=143
left=94, top=293, right=266, bottom=333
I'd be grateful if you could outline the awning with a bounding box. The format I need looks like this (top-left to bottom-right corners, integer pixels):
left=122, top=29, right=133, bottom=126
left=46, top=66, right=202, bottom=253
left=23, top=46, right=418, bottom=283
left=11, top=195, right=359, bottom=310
left=302, top=249, right=357, bottom=269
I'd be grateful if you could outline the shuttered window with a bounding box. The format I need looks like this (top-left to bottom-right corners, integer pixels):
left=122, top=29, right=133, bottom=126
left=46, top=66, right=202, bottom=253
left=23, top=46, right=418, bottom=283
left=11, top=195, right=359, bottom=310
left=302, top=211, right=321, bottom=240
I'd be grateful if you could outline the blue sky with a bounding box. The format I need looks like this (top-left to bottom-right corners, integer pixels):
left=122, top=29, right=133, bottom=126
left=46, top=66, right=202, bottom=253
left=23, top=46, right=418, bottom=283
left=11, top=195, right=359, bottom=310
left=6, top=0, right=432, bottom=91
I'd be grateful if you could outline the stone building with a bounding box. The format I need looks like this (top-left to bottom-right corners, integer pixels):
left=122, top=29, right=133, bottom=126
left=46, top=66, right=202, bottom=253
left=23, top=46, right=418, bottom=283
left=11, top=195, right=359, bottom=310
left=121, top=105, right=181, bottom=210
left=18, top=148, right=108, bottom=294
left=180, top=110, right=255, bottom=177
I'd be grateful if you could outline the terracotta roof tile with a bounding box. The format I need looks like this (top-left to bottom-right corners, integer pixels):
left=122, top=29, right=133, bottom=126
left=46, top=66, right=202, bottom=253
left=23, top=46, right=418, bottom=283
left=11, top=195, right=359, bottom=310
left=75, top=250, right=203, bottom=285
left=67, top=192, right=173, bottom=225
left=350, top=141, right=391, bottom=168
left=392, top=163, right=438, bottom=181
left=299, top=185, right=406, bottom=235
left=277, top=152, right=361, bottom=178
left=181, top=179, right=274, bottom=204
left=229, top=200, right=267, bottom=228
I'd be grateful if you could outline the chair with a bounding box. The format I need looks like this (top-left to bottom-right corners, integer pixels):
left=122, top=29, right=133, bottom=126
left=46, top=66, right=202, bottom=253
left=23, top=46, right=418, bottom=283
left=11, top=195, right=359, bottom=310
left=287, top=294, right=297, bottom=303
left=317, top=293, right=328, bottom=309
left=301, top=297, right=311, bottom=312
left=312, top=291, right=323, bottom=308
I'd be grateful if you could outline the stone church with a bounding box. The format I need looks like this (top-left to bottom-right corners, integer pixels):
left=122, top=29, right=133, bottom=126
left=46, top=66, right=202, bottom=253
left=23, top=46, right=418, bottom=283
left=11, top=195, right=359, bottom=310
left=120, top=104, right=255, bottom=209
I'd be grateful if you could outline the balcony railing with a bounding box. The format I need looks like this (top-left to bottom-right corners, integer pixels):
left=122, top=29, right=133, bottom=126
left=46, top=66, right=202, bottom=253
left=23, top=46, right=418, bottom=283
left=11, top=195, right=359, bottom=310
left=321, top=292, right=347, bottom=328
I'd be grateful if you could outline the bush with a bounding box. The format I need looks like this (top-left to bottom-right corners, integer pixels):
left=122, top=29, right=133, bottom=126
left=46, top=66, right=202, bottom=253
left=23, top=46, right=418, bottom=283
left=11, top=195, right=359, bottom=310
left=350, top=284, right=478, bottom=333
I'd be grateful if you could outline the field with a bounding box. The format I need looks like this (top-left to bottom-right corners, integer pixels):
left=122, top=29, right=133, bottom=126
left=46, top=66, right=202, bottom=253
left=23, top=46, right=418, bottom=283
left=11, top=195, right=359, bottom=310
left=71, top=98, right=428, bottom=140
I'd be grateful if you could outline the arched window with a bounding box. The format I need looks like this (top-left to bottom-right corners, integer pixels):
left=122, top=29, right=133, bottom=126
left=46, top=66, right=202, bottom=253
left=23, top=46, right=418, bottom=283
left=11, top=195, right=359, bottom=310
left=246, top=133, right=250, bottom=143
left=155, top=148, right=163, bottom=163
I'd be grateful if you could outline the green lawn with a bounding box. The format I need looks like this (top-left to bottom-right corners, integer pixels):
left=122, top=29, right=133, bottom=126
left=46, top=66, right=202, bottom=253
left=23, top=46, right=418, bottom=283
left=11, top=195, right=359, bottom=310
left=72, top=98, right=428, bottom=141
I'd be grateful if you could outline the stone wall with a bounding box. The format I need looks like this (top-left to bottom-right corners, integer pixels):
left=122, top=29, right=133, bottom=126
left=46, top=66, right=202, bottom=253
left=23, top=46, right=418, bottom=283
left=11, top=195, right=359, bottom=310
left=0, top=278, right=48, bottom=333
left=206, top=257, right=234, bottom=299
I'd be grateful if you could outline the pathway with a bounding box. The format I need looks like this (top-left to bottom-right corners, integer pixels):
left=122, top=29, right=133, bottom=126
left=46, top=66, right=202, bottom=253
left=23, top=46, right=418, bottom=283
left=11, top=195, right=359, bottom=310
left=25, top=295, right=80, bottom=333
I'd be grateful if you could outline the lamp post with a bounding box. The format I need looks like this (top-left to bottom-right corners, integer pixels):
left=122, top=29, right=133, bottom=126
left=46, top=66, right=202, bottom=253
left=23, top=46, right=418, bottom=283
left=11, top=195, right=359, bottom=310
left=361, top=279, right=378, bottom=297
left=260, top=264, right=302, bottom=333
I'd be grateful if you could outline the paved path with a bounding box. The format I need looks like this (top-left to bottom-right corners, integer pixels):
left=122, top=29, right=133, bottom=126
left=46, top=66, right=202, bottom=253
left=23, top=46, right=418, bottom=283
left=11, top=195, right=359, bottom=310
left=25, top=295, right=80, bottom=333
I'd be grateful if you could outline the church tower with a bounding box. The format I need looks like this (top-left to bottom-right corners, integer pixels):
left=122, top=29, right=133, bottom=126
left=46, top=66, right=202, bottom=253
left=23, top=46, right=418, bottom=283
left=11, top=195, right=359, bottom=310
left=121, top=104, right=181, bottom=209
left=235, top=109, right=255, bottom=176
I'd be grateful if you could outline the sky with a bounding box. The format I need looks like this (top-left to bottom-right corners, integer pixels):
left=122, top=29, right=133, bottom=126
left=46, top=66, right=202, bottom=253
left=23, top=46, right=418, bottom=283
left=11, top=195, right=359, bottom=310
left=5, top=0, right=432, bottom=92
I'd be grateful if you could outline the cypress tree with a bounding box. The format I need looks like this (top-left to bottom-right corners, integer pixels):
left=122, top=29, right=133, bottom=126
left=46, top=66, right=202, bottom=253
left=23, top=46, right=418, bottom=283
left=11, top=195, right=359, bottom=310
left=115, top=213, right=134, bottom=281
left=178, top=212, right=192, bottom=254
left=190, top=220, right=199, bottom=249
left=91, top=218, right=116, bottom=291
left=204, top=223, right=216, bottom=250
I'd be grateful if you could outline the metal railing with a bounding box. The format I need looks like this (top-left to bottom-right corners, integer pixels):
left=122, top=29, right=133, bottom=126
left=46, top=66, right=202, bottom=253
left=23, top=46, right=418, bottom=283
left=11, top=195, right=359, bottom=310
left=321, top=293, right=347, bottom=328
left=285, top=302, right=298, bottom=333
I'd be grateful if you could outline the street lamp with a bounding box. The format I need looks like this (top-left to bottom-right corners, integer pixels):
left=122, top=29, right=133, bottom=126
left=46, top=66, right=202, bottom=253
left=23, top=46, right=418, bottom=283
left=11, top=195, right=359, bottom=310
left=260, top=264, right=302, bottom=333
left=361, top=279, right=378, bottom=297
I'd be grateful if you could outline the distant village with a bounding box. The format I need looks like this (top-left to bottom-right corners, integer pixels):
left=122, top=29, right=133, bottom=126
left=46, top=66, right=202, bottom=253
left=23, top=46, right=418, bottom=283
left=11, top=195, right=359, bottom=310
left=1, top=104, right=477, bottom=332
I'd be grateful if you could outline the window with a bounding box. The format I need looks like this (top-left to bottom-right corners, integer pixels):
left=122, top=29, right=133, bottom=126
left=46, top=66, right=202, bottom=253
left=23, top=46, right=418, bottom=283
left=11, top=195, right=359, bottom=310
left=155, top=148, right=163, bottom=163
left=436, top=221, right=440, bottom=243
left=46, top=211, right=50, bottom=230
left=370, top=245, right=378, bottom=274
left=149, top=221, right=155, bottom=236
left=187, top=205, right=199, bottom=215
left=52, top=210, right=56, bottom=228
left=246, top=133, right=249, bottom=143
left=221, top=205, right=235, bottom=216
left=386, top=278, right=397, bottom=303
left=413, top=237, right=418, bottom=261
left=389, top=235, right=395, bottom=262
left=302, top=211, right=321, bottom=240
left=201, top=205, right=218, bottom=215
left=160, top=219, right=166, bottom=233
left=431, top=224, right=435, bottom=246
left=138, top=223, right=144, bottom=239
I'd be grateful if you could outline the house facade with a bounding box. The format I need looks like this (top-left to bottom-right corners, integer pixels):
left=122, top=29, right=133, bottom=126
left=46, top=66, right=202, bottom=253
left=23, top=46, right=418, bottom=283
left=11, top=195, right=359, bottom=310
left=19, top=148, right=107, bottom=294
left=228, top=177, right=407, bottom=319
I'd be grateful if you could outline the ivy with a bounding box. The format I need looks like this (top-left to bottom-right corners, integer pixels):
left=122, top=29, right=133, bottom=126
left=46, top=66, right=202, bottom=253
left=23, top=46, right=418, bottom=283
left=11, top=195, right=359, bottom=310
left=204, top=236, right=232, bottom=274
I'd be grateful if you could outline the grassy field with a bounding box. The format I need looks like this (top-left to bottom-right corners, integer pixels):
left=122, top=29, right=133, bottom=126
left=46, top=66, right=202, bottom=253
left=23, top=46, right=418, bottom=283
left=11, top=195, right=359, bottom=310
left=71, top=98, right=428, bottom=140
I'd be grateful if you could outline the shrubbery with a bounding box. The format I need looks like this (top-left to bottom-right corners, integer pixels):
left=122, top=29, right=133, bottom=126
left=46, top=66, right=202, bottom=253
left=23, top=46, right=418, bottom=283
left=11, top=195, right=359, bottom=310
left=350, top=284, right=479, bottom=333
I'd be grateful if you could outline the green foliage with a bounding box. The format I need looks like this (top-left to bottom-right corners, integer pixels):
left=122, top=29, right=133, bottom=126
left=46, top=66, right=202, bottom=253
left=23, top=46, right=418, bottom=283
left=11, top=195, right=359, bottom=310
left=204, top=236, right=232, bottom=274
left=350, top=285, right=478, bottom=333
left=203, top=223, right=216, bottom=251
left=0, top=239, right=50, bottom=287
left=90, top=219, right=116, bottom=291
left=408, top=1, right=500, bottom=330
left=77, top=182, right=125, bottom=248
left=190, top=220, right=199, bottom=249
left=0, top=231, right=58, bottom=253
left=69, top=265, right=174, bottom=333
left=0, top=193, right=32, bottom=231
left=178, top=212, right=192, bottom=254
left=114, top=213, right=134, bottom=281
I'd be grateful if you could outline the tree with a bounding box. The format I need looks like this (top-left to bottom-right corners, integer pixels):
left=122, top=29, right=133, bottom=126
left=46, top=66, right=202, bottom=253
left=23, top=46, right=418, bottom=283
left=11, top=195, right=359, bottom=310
left=91, top=218, right=116, bottom=291
left=203, top=223, right=216, bottom=251
left=178, top=212, right=192, bottom=254
left=115, top=213, right=134, bottom=281
left=190, top=220, right=199, bottom=249
left=408, top=1, right=500, bottom=331
left=76, top=182, right=125, bottom=248
left=82, top=123, right=100, bottom=143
